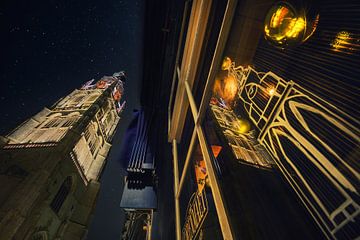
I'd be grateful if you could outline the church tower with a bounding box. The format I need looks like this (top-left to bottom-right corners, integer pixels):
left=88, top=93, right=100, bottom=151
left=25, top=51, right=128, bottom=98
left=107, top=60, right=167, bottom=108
left=0, top=72, right=126, bottom=240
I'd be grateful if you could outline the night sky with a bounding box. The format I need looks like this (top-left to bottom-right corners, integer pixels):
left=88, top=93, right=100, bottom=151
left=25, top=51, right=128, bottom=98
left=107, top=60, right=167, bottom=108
left=0, top=0, right=143, bottom=134
left=0, top=0, right=144, bottom=238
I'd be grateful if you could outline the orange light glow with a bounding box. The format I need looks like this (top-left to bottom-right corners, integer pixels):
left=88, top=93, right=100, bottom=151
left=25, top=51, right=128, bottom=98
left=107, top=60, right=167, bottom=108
left=303, top=14, right=320, bottom=42
left=270, top=6, right=289, bottom=28
left=221, top=57, right=232, bottom=70
left=96, top=80, right=107, bottom=89
left=331, top=31, right=358, bottom=53
left=213, top=75, right=238, bottom=103
left=268, top=87, right=276, bottom=96
left=195, top=146, right=222, bottom=192
left=211, top=145, right=222, bottom=158
left=113, top=89, right=121, bottom=101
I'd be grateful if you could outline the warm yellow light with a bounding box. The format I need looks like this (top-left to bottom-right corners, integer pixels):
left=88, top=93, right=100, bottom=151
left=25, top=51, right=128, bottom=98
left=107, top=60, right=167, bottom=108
left=221, top=57, right=232, bottom=70
left=264, top=25, right=270, bottom=36
left=271, top=6, right=289, bottom=28
left=268, top=88, right=276, bottom=96
left=331, top=31, right=356, bottom=53
left=303, top=14, right=320, bottom=42
left=213, top=75, right=238, bottom=103
left=264, top=2, right=319, bottom=49
left=234, top=119, right=251, bottom=134
left=285, top=17, right=305, bottom=38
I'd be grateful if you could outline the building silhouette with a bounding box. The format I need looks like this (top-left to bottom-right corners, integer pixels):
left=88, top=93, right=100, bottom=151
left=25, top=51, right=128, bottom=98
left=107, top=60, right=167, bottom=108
left=0, top=72, right=126, bottom=239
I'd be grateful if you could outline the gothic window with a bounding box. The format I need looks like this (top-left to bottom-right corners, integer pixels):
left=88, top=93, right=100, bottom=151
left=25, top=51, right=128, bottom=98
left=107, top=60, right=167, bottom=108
left=98, top=135, right=103, bottom=146
left=104, top=100, right=111, bottom=112
left=50, top=176, right=72, bottom=214
left=89, top=140, right=96, bottom=154
left=86, top=93, right=99, bottom=103
left=43, top=118, right=62, bottom=128
left=85, top=128, right=96, bottom=154
left=61, top=94, right=86, bottom=109
left=28, top=130, right=46, bottom=142
left=106, top=111, right=114, bottom=126
left=73, top=95, right=86, bottom=103
left=62, top=117, right=79, bottom=128
left=62, top=119, right=73, bottom=127
left=51, top=114, right=80, bottom=128
left=84, top=128, right=91, bottom=140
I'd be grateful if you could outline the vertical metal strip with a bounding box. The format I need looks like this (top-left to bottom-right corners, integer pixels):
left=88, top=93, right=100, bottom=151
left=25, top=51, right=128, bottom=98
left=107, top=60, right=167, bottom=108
left=172, top=139, right=182, bottom=240
left=177, top=127, right=197, bottom=198
left=197, top=126, right=234, bottom=240
left=184, top=80, right=199, bottom=121
left=185, top=73, right=234, bottom=239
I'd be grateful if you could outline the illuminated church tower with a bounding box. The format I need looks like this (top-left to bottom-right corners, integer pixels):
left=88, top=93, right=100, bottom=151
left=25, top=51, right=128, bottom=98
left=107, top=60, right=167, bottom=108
left=0, top=72, right=126, bottom=240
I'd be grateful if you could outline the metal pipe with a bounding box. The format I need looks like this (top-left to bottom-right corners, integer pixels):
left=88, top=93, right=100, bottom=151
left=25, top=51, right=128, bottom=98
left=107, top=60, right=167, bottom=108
left=184, top=80, right=198, bottom=122
left=177, top=127, right=197, bottom=198
left=168, top=1, right=190, bottom=135
left=186, top=74, right=234, bottom=238
left=172, top=139, right=182, bottom=240
left=197, top=126, right=234, bottom=239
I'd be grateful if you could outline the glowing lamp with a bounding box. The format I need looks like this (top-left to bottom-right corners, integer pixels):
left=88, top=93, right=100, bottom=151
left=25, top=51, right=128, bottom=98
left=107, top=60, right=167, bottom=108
left=264, top=2, right=319, bottom=49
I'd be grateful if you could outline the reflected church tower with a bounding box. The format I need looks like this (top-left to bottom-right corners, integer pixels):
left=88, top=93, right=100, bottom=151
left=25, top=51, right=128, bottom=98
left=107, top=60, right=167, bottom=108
left=0, top=72, right=126, bottom=240
left=223, top=59, right=359, bottom=239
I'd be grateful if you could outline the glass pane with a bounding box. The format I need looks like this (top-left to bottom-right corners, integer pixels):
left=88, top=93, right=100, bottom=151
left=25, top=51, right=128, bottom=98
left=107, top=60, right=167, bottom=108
left=192, top=0, right=228, bottom=110
left=199, top=1, right=360, bottom=239
left=203, top=107, right=325, bottom=239
left=179, top=138, right=223, bottom=240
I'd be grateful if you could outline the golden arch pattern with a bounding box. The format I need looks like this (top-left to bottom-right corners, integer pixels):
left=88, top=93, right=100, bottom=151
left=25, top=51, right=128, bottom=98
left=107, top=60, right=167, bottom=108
left=225, top=62, right=359, bottom=238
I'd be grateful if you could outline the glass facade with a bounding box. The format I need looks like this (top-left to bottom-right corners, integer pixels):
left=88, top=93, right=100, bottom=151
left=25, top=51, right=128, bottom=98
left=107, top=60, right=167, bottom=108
left=168, top=0, right=359, bottom=239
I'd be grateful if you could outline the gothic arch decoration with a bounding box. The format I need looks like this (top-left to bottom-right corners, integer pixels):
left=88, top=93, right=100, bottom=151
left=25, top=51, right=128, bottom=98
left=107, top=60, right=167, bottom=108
left=85, top=92, right=100, bottom=103
left=50, top=176, right=74, bottom=214
left=83, top=121, right=102, bottom=158
left=105, top=98, right=112, bottom=112
left=98, top=135, right=104, bottom=147
left=91, top=120, right=99, bottom=133
left=105, top=110, right=116, bottom=126
left=224, top=60, right=359, bottom=238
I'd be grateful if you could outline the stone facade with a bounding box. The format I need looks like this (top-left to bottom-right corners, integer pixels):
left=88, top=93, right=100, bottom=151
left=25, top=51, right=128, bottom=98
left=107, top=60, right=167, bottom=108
left=0, top=73, right=126, bottom=240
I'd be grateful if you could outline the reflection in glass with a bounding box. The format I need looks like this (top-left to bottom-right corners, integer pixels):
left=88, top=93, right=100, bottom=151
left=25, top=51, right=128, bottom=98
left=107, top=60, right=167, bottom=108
left=331, top=31, right=360, bottom=54
left=264, top=2, right=319, bottom=49
left=181, top=142, right=223, bottom=240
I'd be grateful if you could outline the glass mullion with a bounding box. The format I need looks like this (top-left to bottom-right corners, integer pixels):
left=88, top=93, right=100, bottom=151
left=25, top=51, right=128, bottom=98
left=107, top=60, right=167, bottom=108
left=196, top=124, right=234, bottom=239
